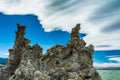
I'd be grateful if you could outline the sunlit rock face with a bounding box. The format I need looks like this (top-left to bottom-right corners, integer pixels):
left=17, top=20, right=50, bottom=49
left=0, top=24, right=101, bottom=80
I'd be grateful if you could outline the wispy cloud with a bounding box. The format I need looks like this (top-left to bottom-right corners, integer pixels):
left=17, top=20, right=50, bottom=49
left=0, top=0, right=120, bottom=51
left=94, top=57, right=120, bottom=68
left=94, top=62, right=120, bottom=68
left=96, top=45, right=111, bottom=48
left=88, top=0, right=120, bottom=22
left=109, top=57, right=120, bottom=63
left=0, top=51, right=9, bottom=58
left=102, top=20, right=120, bottom=33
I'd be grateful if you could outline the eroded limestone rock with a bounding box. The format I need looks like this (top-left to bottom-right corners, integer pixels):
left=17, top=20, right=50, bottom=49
left=0, top=24, right=101, bottom=80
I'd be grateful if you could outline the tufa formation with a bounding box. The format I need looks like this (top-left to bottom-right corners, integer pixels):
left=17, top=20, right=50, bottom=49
left=0, top=24, right=101, bottom=80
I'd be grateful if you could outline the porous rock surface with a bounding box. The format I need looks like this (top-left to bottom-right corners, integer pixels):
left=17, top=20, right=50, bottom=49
left=0, top=24, right=101, bottom=80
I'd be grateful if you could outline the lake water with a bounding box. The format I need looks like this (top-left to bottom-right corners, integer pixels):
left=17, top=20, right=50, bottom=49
left=97, top=70, right=120, bottom=80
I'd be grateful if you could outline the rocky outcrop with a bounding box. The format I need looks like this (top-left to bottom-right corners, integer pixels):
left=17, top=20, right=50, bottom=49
left=0, top=24, right=101, bottom=80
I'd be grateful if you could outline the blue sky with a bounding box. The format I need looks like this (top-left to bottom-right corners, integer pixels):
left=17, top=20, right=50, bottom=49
left=0, top=12, right=86, bottom=55
left=0, top=0, right=120, bottom=68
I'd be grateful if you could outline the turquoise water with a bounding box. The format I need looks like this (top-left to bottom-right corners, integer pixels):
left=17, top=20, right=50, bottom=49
left=97, top=70, right=120, bottom=80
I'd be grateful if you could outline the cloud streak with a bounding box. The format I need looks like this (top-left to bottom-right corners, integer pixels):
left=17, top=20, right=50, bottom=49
left=94, top=62, right=120, bottom=68
left=0, top=51, right=9, bottom=58
left=94, top=57, right=120, bottom=68
left=0, top=0, right=120, bottom=51
left=109, top=57, right=120, bottom=63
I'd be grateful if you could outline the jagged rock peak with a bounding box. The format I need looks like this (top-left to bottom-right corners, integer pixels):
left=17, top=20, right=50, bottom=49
left=71, top=23, right=81, bottom=39
left=14, top=24, right=30, bottom=49
left=15, top=24, right=26, bottom=39
left=0, top=24, right=101, bottom=80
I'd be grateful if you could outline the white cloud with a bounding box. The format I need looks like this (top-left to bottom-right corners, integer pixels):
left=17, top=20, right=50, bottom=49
left=94, top=62, right=120, bottom=68
left=0, top=0, right=120, bottom=51
left=94, top=57, right=120, bottom=68
left=109, top=57, right=120, bottom=63
left=0, top=51, right=9, bottom=58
